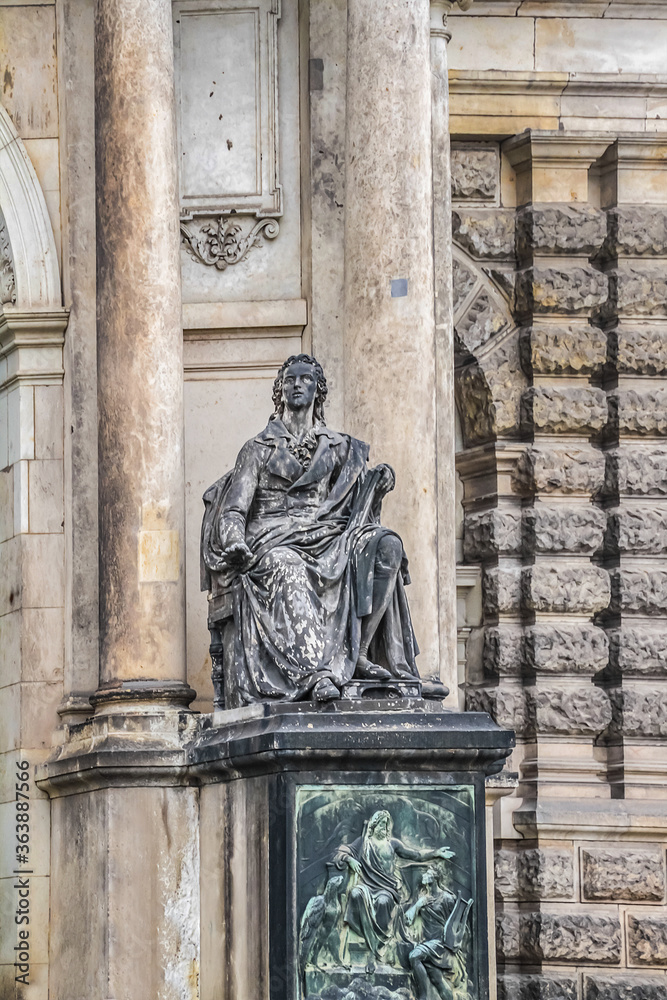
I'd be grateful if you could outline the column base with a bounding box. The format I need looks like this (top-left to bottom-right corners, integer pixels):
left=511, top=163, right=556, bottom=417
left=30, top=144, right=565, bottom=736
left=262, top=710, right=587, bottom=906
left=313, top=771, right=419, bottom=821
left=91, top=678, right=197, bottom=714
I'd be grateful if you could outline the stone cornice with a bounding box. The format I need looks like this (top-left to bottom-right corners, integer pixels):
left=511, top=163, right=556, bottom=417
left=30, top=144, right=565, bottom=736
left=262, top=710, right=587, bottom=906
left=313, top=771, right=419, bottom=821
left=0, top=306, right=69, bottom=390
left=450, top=70, right=667, bottom=98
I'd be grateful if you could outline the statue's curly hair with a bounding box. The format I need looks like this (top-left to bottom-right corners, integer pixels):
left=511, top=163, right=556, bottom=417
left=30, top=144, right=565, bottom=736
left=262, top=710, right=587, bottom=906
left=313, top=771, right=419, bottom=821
left=272, top=354, right=328, bottom=424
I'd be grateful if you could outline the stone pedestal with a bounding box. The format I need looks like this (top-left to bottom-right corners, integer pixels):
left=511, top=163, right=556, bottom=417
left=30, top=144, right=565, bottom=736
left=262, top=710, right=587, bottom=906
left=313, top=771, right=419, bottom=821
left=193, top=702, right=513, bottom=1000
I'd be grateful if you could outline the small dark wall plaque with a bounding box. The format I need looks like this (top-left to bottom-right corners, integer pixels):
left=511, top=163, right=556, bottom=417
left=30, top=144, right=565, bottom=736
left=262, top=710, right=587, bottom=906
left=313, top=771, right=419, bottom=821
left=271, top=775, right=487, bottom=1000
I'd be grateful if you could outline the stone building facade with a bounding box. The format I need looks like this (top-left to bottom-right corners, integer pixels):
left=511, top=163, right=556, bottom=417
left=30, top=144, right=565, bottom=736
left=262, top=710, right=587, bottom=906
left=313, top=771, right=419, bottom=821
left=1, top=0, right=666, bottom=998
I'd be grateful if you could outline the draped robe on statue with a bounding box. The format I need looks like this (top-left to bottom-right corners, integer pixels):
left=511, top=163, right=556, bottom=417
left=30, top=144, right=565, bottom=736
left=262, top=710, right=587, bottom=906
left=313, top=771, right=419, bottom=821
left=200, top=418, right=419, bottom=703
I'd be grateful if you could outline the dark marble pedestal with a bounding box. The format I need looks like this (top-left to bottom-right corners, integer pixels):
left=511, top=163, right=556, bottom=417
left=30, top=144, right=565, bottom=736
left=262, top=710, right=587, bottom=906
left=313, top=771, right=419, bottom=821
left=190, top=700, right=513, bottom=1000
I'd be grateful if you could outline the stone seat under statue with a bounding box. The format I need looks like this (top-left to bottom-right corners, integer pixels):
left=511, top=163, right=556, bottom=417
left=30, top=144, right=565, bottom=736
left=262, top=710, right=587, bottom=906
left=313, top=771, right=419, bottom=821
left=200, top=354, right=440, bottom=710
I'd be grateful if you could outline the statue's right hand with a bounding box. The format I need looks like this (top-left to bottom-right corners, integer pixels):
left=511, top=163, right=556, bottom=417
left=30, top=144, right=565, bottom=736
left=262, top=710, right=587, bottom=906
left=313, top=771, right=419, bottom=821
left=225, top=541, right=253, bottom=571
left=347, top=857, right=362, bottom=875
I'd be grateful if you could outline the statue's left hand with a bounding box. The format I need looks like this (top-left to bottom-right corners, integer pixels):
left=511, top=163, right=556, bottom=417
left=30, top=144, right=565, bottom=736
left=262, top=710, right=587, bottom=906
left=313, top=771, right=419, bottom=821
left=436, top=847, right=455, bottom=860
left=225, top=541, right=253, bottom=571
left=376, top=463, right=396, bottom=495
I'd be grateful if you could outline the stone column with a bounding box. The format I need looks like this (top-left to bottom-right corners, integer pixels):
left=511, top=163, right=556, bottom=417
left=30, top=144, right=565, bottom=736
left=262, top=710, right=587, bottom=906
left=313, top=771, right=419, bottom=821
left=94, top=0, right=191, bottom=708
left=344, top=0, right=440, bottom=681
left=431, top=0, right=464, bottom=699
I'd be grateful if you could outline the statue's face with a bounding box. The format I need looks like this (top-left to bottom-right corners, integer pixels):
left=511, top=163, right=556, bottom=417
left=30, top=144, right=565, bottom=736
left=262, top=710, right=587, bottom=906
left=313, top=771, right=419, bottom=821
left=373, top=815, right=389, bottom=839
left=422, top=869, right=436, bottom=887
left=282, top=361, right=318, bottom=412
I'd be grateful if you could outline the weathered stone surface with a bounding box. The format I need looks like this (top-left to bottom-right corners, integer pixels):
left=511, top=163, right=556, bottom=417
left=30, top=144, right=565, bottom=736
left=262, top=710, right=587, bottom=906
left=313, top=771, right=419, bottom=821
left=607, top=507, right=667, bottom=556
left=523, top=565, right=611, bottom=616
left=628, top=913, right=667, bottom=966
left=521, top=324, right=607, bottom=377
left=495, top=849, right=574, bottom=902
left=525, top=623, right=608, bottom=675
left=517, top=204, right=606, bottom=259
left=521, top=386, right=607, bottom=436
left=513, top=446, right=606, bottom=497
left=516, top=266, right=608, bottom=318
left=521, top=849, right=575, bottom=901
left=464, top=508, right=522, bottom=562
left=484, top=565, right=523, bottom=616
left=612, top=326, right=667, bottom=377
left=483, top=624, right=524, bottom=677
left=584, top=973, right=667, bottom=1000
left=605, top=447, right=667, bottom=497
left=452, top=208, right=515, bottom=260
left=468, top=685, right=528, bottom=734
left=528, top=685, right=612, bottom=737
left=609, top=688, right=667, bottom=739
left=607, top=265, right=667, bottom=319
left=609, top=387, right=667, bottom=437
left=496, top=910, right=521, bottom=962
left=609, top=626, right=667, bottom=677
left=524, top=505, right=606, bottom=557
left=500, top=974, right=578, bottom=1000
left=611, top=568, right=667, bottom=615
left=523, top=912, right=622, bottom=964
left=455, top=363, right=495, bottom=446
left=451, top=146, right=498, bottom=203
left=582, top=848, right=665, bottom=902
left=479, top=336, right=526, bottom=440
left=604, top=206, right=667, bottom=258
left=456, top=289, right=509, bottom=355
left=453, top=257, right=478, bottom=314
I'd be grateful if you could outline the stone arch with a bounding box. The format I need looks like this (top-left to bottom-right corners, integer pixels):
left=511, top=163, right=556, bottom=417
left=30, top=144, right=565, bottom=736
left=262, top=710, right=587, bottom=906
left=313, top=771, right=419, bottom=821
left=0, top=102, right=61, bottom=310
left=452, top=244, right=526, bottom=449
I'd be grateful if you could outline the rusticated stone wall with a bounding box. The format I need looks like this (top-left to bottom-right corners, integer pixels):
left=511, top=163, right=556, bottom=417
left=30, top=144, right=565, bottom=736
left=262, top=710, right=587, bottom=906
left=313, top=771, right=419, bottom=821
left=453, top=133, right=667, bottom=995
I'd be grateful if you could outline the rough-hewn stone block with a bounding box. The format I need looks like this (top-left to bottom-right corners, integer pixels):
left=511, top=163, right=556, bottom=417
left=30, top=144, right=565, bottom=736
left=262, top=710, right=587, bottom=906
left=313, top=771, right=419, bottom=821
left=528, top=685, right=612, bottom=737
left=464, top=508, right=522, bottom=562
left=517, top=204, right=606, bottom=259
left=521, top=324, right=607, bottom=377
left=523, top=565, right=611, bottom=615
left=483, top=624, right=524, bottom=677
left=457, top=288, right=510, bottom=355
left=452, top=208, right=515, bottom=260
left=516, top=265, right=608, bottom=318
left=484, top=565, right=523, bottom=615
left=468, top=685, right=528, bottom=733
left=606, top=447, right=667, bottom=497
left=607, top=265, right=667, bottom=319
left=582, top=848, right=665, bottom=902
left=609, top=627, right=667, bottom=677
left=524, top=912, right=622, bottom=964
left=612, top=326, right=667, bottom=377
left=496, top=910, right=521, bottom=962
left=500, top=974, right=578, bottom=1000
left=524, top=505, right=606, bottom=556
left=514, top=446, right=606, bottom=497
left=609, top=387, right=667, bottom=438
left=628, top=913, right=667, bottom=966
left=495, top=849, right=574, bottom=902
left=524, top=623, right=608, bottom=675
left=521, top=386, right=607, bottom=436
left=611, top=568, right=667, bottom=616
left=451, top=146, right=498, bottom=203
left=584, top=973, right=667, bottom=1000
left=609, top=688, right=667, bottom=739
left=607, top=507, right=667, bottom=556
left=455, top=363, right=495, bottom=446
left=604, top=206, right=667, bottom=259
left=453, top=256, right=478, bottom=315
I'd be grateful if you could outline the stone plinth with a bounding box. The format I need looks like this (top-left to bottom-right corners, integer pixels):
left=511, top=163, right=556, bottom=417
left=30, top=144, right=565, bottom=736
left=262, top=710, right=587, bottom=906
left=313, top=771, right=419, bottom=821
left=192, top=702, right=513, bottom=1000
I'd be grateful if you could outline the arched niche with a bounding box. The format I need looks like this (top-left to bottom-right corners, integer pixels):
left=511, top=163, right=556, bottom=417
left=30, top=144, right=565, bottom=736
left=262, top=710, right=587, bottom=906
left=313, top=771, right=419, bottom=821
left=0, top=102, right=61, bottom=311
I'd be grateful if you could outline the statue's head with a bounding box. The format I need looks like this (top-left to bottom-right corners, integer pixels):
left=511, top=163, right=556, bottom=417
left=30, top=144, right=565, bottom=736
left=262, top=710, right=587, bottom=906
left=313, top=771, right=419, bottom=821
left=367, top=809, right=392, bottom=840
left=272, top=354, right=328, bottom=424
left=422, top=863, right=447, bottom=890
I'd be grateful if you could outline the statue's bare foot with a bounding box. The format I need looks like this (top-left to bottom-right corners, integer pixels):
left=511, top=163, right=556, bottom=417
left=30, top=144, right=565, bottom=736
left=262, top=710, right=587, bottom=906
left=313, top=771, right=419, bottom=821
left=312, top=678, right=340, bottom=702
left=355, top=656, right=391, bottom=681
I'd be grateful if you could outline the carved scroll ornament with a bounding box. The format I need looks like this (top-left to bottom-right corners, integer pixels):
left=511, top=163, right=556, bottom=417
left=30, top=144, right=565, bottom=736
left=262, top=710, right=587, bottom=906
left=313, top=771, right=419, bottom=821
left=180, top=214, right=279, bottom=270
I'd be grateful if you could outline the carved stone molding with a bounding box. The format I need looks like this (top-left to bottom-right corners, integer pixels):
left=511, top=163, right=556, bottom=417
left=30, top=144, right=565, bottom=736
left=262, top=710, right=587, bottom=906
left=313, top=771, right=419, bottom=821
left=180, top=215, right=279, bottom=270
left=0, top=213, right=16, bottom=306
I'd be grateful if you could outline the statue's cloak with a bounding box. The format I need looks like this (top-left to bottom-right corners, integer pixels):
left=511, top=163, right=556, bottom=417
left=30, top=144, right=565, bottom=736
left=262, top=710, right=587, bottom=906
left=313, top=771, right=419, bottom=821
left=201, top=418, right=418, bottom=703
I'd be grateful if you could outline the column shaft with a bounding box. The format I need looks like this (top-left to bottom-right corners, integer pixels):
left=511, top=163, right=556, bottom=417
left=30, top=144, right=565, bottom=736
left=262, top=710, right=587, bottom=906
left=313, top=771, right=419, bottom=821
left=344, top=0, right=440, bottom=679
left=431, top=1, right=458, bottom=700
left=95, top=0, right=189, bottom=701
